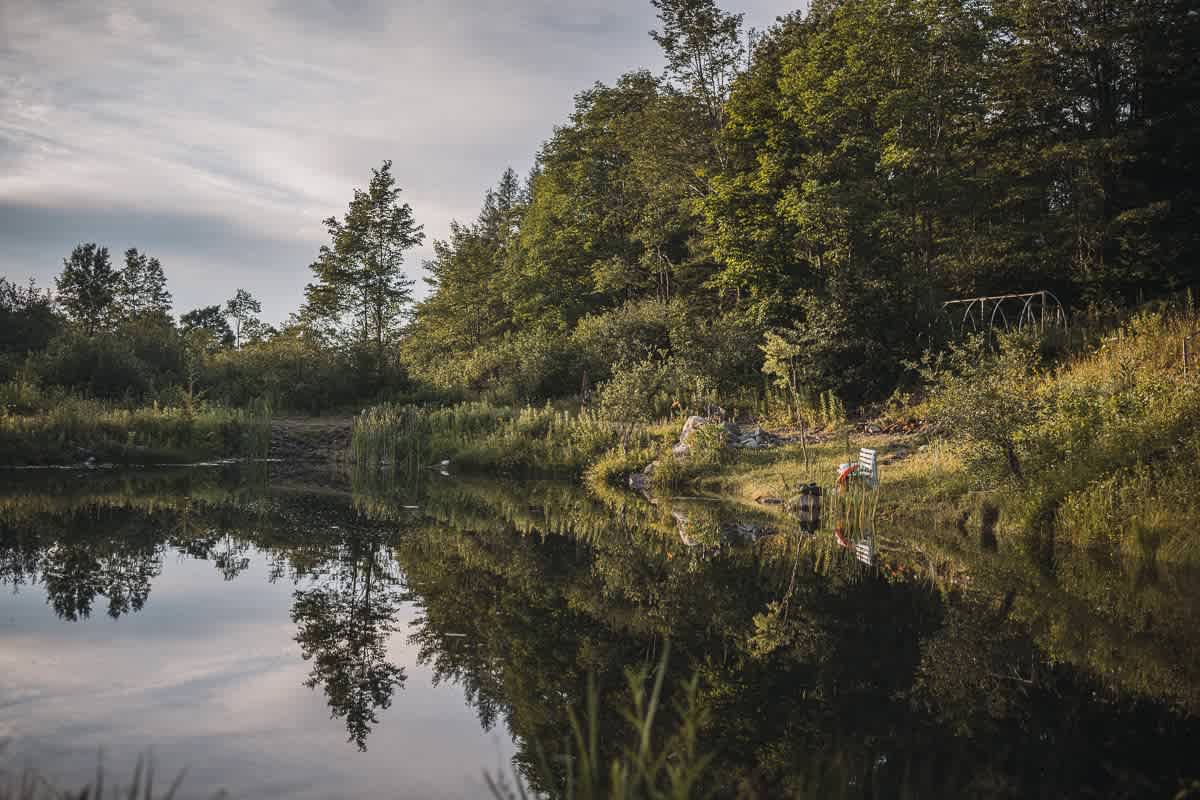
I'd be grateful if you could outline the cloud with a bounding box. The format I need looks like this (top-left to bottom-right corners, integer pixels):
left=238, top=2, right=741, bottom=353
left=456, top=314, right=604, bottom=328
left=0, top=0, right=793, bottom=321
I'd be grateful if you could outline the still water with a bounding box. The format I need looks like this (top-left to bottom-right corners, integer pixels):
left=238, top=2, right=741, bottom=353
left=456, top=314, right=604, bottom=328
left=1, top=465, right=1197, bottom=798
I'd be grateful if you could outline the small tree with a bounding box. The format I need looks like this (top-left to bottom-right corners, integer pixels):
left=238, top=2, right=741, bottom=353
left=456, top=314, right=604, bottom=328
left=921, top=334, right=1042, bottom=484
left=760, top=329, right=804, bottom=420
left=224, top=288, right=263, bottom=348
left=56, top=243, right=121, bottom=335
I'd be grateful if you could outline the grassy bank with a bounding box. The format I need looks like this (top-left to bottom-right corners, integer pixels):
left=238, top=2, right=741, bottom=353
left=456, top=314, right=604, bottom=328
left=353, top=309, right=1200, bottom=566
left=682, top=309, right=1200, bottom=565
left=351, top=401, right=678, bottom=478
left=0, top=387, right=271, bottom=466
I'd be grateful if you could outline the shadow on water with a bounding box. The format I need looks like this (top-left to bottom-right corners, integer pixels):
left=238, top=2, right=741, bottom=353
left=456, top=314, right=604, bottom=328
left=1, top=466, right=1199, bottom=797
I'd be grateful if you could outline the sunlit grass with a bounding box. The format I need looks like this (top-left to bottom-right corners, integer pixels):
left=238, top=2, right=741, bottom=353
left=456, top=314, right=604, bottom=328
left=0, top=393, right=271, bottom=466
left=352, top=401, right=671, bottom=478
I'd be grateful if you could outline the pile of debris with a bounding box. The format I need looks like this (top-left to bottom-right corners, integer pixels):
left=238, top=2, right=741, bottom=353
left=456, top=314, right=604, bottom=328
left=670, top=415, right=788, bottom=455
left=731, top=425, right=786, bottom=450
left=859, top=419, right=929, bottom=435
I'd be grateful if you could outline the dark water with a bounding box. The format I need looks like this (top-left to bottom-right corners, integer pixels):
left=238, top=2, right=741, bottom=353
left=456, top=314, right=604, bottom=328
left=1, top=466, right=1197, bottom=799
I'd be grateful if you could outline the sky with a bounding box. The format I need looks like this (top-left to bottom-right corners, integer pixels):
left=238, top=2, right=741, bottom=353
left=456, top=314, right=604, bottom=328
left=0, top=0, right=794, bottom=324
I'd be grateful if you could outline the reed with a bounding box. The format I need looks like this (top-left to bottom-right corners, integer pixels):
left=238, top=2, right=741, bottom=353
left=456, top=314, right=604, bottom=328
left=351, top=401, right=655, bottom=477
left=0, top=394, right=272, bottom=466
left=0, top=754, right=204, bottom=800
left=486, top=645, right=710, bottom=800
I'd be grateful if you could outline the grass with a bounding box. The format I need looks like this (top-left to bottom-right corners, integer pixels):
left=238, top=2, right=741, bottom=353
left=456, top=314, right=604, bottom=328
left=0, top=390, right=272, bottom=466
left=487, top=646, right=712, bottom=800
left=352, top=402, right=675, bottom=478
left=0, top=753, right=211, bottom=800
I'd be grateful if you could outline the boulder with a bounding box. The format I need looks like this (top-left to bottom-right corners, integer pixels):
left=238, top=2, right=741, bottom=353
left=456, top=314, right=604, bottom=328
left=679, top=415, right=707, bottom=444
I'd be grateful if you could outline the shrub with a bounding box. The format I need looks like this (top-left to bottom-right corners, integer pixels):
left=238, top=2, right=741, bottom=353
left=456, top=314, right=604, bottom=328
left=597, top=357, right=672, bottom=424
left=34, top=331, right=150, bottom=400
left=920, top=332, right=1042, bottom=484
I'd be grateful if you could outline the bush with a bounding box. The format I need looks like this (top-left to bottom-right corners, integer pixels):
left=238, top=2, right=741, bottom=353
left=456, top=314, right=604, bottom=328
left=572, top=299, right=680, bottom=383
left=920, top=333, right=1042, bottom=484
left=597, top=357, right=672, bottom=424
left=34, top=331, right=150, bottom=400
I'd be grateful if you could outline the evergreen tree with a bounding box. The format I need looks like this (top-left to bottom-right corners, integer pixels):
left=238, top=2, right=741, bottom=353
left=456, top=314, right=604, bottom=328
left=305, top=160, right=424, bottom=376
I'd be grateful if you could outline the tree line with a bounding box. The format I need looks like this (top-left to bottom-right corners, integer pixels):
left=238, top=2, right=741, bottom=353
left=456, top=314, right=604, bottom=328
left=401, top=0, right=1198, bottom=410
left=3, top=0, right=1197, bottom=415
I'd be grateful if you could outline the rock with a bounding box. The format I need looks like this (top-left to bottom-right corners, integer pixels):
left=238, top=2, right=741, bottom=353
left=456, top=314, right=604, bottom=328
left=866, top=424, right=883, bottom=434
left=672, top=442, right=691, bottom=458
left=629, top=460, right=660, bottom=490
left=679, top=415, right=707, bottom=444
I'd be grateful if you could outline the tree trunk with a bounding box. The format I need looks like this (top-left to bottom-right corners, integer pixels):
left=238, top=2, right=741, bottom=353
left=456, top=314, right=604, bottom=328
left=1004, top=442, right=1025, bottom=485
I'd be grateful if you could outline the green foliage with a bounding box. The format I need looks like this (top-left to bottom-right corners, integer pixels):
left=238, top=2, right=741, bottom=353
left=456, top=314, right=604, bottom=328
left=352, top=401, right=644, bottom=477
left=34, top=330, right=152, bottom=401
left=55, top=243, right=120, bottom=335
left=921, top=333, right=1042, bottom=483
left=224, top=288, right=263, bottom=348
left=0, top=277, right=60, bottom=381
left=305, top=159, right=424, bottom=386
left=120, top=248, right=172, bottom=318
left=597, top=357, right=673, bottom=424
left=180, top=305, right=235, bottom=352
left=0, top=396, right=270, bottom=465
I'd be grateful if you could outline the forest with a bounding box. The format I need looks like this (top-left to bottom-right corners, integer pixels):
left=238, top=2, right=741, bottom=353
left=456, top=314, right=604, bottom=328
left=2, top=0, right=1198, bottom=504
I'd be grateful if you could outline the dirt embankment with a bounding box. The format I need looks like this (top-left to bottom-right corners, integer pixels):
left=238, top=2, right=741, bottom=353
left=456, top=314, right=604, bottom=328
left=269, top=417, right=353, bottom=463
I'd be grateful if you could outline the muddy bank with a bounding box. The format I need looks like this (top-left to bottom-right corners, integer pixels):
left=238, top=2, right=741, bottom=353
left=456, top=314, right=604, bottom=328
left=269, top=417, right=353, bottom=463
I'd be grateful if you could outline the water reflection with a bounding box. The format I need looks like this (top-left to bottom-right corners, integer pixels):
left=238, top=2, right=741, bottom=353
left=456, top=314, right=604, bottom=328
left=291, top=532, right=407, bottom=751
left=1, top=467, right=1198, bottom=798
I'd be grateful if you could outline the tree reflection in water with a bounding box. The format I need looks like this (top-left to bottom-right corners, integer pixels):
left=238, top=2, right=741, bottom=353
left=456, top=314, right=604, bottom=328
left=1, top=468, right=1198, bottom=797
left=292, top=532, right=407, bottom=751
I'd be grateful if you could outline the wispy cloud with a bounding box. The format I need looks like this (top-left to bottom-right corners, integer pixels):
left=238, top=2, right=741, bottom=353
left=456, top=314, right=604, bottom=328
left=0, top=0, right=790, bottom=320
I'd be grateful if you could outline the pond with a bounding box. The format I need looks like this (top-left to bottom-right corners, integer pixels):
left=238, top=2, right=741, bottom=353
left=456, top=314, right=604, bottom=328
left=1, top=465, right=1197, bottom=798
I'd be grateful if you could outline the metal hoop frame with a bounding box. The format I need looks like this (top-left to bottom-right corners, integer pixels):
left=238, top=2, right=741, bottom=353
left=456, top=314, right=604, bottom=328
left=941, top=290, right=1068, bottom=340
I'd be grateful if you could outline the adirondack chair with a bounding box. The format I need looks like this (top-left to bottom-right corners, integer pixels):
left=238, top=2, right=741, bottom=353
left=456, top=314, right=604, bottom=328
left=854, top=537, right=875, bottom=565
left=836, top=448, right=880, bottom=490
left=857, top=447, right=879, bottom=489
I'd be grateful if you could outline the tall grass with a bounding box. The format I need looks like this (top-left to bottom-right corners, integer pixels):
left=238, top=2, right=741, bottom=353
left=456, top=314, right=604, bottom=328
left=0, top=389, right=272, bottom=466
left=352, top=402, right=658, bottom=477
left=1012, top=310, right=1200, bottom=560
left=487, top=646, right=711, bottom=800
left=0, top=754, right=204, bottom=800
left=923, top=306, right=1200, bottom=562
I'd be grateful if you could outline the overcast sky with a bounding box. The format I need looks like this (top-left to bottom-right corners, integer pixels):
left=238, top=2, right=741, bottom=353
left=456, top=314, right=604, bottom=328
left=0, top=0, right=794, bottom=323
